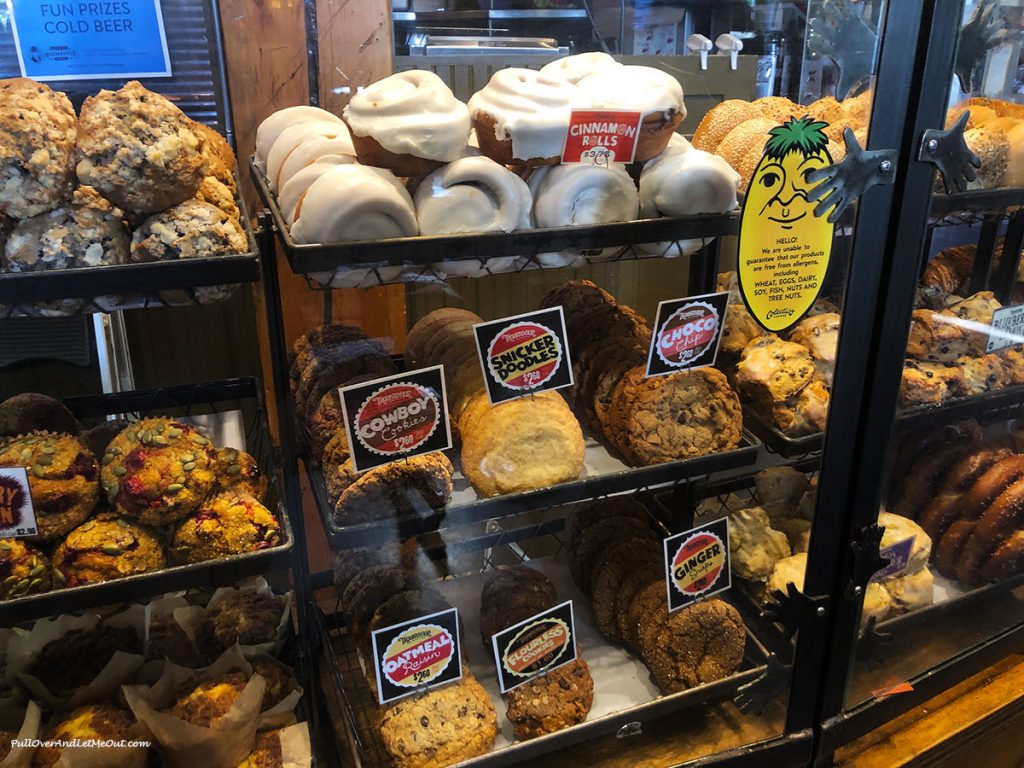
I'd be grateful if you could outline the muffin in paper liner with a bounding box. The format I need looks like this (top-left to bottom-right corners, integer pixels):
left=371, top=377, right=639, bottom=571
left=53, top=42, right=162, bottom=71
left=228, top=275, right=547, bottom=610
left=0, top=699, right=41, bottom=768
left=5, top=609, right=146, bottom=711
left=121, top=648, right=265, bottom=768
left=235, top=721, right=312, bottom=768
left=143, top=595, right=204, bottom=669
left=30, top=703, right=149, bottom=768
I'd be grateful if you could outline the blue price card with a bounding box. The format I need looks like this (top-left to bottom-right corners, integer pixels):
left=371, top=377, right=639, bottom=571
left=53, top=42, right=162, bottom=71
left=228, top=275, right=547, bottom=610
left=9, top=0, right=172, bottom=81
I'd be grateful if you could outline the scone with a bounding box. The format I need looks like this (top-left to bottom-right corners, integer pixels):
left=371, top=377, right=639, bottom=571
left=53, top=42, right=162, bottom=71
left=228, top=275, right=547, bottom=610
left=772, top=380, right=830, bottom=436
left=170, top=492, right=283, bottom=564
left=76, top=80, right=204, bottom=213
left=0, top=431, right=99, bottom=540
left=735, top=334, right=815, bottom=404
left=4, top=199, right=129, bottom=272
left=0, top=538, right=52, bottom=598
left=720, top=302, right=767, bottom=356
left=906, top=292, right=1002, bottom=362
left=195, top=175, right=240, bottom=220
left=53, top=517, right=166, bottom=586
left=953, top=354, right=1006, bottom=395
left=101, top=418, right=218, bottom=525
left=505, top=658, right=594, bottom=740
left=0, top=392, right=78, bottom=437
left=788, top=313, right=840, bottom=386
left=728, top=506, right=792, bottom=581
left=378, top=675, right=498, bottom=768
left=900, top=360, right=963, bottom=404
left=130, top=199, right=247, bottom=263
left=753, top=466, right=810, bottom=519
left=33, top=704, right=137, bottom=768
left=191, top=121, right=237, bottom=190
left=0, top=78, right=77, bottom=219
left=211, top=447, right=267, bottom=501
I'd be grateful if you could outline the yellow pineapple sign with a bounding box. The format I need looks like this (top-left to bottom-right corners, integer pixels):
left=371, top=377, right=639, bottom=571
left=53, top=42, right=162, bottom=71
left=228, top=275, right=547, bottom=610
left=738, top=117, right=835, bottom=332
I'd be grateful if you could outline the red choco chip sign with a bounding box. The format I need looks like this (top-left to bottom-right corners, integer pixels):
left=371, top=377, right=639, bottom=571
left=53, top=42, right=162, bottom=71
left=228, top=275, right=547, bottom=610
left=502, top=617, right=570, bottom=677
left=671, top=531, right=726, bottom=596
left=486, top=321, right=562, bottom=391
left=657, top=301, right=720, bottom=367
left=355, top=382, right=440, bottom=456
left=382, top=623, right=455, bottom=688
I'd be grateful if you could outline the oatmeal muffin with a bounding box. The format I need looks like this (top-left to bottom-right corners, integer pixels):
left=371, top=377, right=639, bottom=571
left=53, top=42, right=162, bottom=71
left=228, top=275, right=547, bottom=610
left=0, top=78, right=77, bottom=219
left=379, top=675, right=498, bottom=768
left=0, top=431, right=99, bottom=540
left=0, top=537, right=52, bottom=598
left=505, top=658, right=594, bottom=740
left=212, top=447, right=267, bottom=501
left=248, top=655, right=295, bottom=709
left=170, top=671, right=249, bottom=727
left=0, top=392, right=78, bottom=437
left=101, top=417, right=218, bottom=525
left=76, top=81, right=205, bottom=213
left=4, top=198, right=129, bottom=272
left=29, top=625, right=141, bottom=696
left=130, top=199, right=246, bottom=263
left=33, top=704, right=137, bottom=768
left=170, top=492, right=282, bottom=564
left=196, top=591, right=286, bottom=658
left=53, top=517, right=166, bottom=586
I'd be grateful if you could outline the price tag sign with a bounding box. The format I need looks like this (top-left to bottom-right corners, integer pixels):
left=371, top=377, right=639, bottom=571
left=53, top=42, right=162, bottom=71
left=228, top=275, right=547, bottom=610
left=986, top=304, right=1024, bottom=353
left=870, top=536, right=915, bottom=582
left=646, top=291, right=730, bottom=378
left=8, top=0, right=172, bottom=81
left=491, top=601, right=576, bottom=693
left=562, top=110, right=644, bottom=165
left=473, top=308, right=573, bottom=405
left=0, top=468, right=38, bottom=539
left=340, top=366, right=452, bottom=472
left=664, top=517, right=730, bottom=613
left=371, top=607, right=462, bottom=706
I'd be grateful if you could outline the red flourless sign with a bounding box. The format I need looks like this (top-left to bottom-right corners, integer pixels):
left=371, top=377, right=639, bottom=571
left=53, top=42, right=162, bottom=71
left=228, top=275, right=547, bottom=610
left=562, top=110, right=644, bottom=164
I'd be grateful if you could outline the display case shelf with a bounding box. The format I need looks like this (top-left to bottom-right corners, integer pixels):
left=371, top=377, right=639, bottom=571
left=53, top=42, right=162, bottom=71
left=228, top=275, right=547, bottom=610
left=1, top=377, right=295, bottom=625
left=929, top=187, right=1024, bottom=219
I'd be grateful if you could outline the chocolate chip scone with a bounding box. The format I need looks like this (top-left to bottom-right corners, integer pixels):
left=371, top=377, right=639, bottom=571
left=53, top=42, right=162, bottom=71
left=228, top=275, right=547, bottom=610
left=76, top=81, right=204, bottom=213
left=570, top=515, right=656, bottom=596
left=608, top=367, right=743, bottom=466
left=645, top=599, right=745, bottom=693
left=332, top=452, right=454, bottom=525
left=735, top=334, right=815, bottom=405
left=194, top=175, right=240, bottom=221
left=0, top=431, right=99, bottom=540
left=53, top=517, right=166, bottom=586
left=379, top=675, right=497, bottom=768
left=0, top=78, right=77, bottom=219
left=130, top=200, right=246, bottom=263
left=900, top=360, right=964, bottom=405
left=787, top=312, right=839, bottom=386
left=101, top=418, right=217, bottom=525
left=190, top=121, right=237, bottom=191
left=505, top=658, right=595, bottom=740
left=590, top=536, right=661, bottom=640
left=4, top=199, right=129, bottom=272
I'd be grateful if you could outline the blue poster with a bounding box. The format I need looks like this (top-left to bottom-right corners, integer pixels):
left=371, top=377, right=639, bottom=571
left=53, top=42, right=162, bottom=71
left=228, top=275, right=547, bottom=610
left=8, top=0, right=172, bottom=81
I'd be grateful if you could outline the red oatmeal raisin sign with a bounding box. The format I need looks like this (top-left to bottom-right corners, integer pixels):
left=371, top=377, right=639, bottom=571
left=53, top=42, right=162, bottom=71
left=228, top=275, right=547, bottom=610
left=372, top=607, right=463, bottom=705
left=562, top=110, right=644, bottom=164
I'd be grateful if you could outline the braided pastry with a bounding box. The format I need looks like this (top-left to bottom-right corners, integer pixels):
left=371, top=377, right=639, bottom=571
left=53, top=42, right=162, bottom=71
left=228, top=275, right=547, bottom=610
left=934, top=519, right=974, bottom=578
left=981, top=531, right=1024, bottom=582
left=970, top=475, right=1024, bottom=560
left=917, top=447, right=1012, bottom=540
left=956, top=455, right=1024, bottom=522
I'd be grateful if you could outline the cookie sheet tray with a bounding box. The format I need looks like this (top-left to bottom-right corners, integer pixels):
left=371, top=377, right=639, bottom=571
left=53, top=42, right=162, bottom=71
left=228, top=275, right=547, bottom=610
left=305, top=434, right=759, bottom=550
left=250, top=158, right=738, bottom=279
left=317, top=555, right=768, bottom=768
left=0, top=378, right=296, bottom=626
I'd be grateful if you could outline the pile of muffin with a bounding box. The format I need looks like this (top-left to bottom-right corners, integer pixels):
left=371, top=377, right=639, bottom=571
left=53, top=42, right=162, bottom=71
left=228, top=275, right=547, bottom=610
left=564, top=495, right=746, bottom=693
left=255, top=52, right=743, bottom=286
left=0, top=77, right=246, bottom=315
left=548, top=279, right=745, bottom=463
left=0, top=392, right=282, bottom=601
left=1, top=586, right=304, bottom=767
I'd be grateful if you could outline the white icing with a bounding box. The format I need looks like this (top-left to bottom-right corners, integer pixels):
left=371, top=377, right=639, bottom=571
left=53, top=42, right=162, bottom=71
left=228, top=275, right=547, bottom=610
left=467, top=69, right=578, bottom=161
left=277, top=135, right=356, bottom=191
left=575, top=66, right=685, bottom=119
left=437, top=257, right=525, bottom=279
left=343, top=70, right=470, bottom=162
left=667, top=132, right=692, bottom=151
left=291, top=164, right=418, bottom=251
left=277, top=155, right=356, bottom=226
left=539, top=52, right=622, bottom=85
left=414, top=156, right=532, bottom=235
left=639, top=145, right=740, bottom=217
left=530, top=163, right=638, bottom=227
left=255, top=106, right=343, bottom=166
left=266, top=120, right=353, bottom=192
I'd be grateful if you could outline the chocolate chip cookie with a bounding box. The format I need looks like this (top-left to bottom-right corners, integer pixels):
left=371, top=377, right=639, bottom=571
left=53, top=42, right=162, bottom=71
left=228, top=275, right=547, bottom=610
left=504, top=658, right=595, bottom=740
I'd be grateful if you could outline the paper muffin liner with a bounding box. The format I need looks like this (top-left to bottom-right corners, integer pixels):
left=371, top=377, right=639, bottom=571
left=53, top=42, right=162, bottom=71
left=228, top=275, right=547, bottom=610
left=0, top=700, right=41, bottom=768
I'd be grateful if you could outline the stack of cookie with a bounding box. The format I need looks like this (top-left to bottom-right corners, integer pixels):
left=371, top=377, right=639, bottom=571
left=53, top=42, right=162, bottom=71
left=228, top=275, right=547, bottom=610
left=565, top=496, right=747, bottom=693
left=542, top=280, right=744, bottom=465
left=405, top=308, right=586, bottom=498
left=479, top=565, right=594, bottom=741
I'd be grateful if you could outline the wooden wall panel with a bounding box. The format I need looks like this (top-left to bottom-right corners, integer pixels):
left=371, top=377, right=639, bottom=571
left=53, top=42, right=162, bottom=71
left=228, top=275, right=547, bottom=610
left=315, top=0, right=394, bottom=114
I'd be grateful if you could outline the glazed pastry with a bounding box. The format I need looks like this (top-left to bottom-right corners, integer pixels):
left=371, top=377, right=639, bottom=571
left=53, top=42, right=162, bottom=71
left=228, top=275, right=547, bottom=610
left=881, top=566, right=934, bottom=613
left=0, top=538, right=52, bottom=598
left=0, top=431, right=98, bottom=540
left=0, top=392, right=78, bottom=437
left=877, top=511, right=931, bottom=574
left=773, top=379, right=830, bottom=436
left=468, top=68, right=578, bottom=166
left=922, top=244, right=975, bottom=296
left=0, top=78, right=77, bottom=219
left=414, top=156, right=531, bottom=235
left=53, top=517, right=166, bottom=586
left=275, top=131, right=357, bottom=194
left=265, top=118, right=354, bottom=192
left=76, top=81, right=204, bottom=213
left=917, top=447, right=1012, bottom=540
left=735, top=334, right=815, bottom=404
left=531, top=163, right=639, bottom=225
left=170, top=491, right=282, bottom=563
left=539, top=52, right=622, bottom=84
left=4, top=199, right=129, bottom=273
left=574, top=66, right=685, bottom=161
left=344, top=70, right=471, bottom=176
left=277, top=154, right=356, bottom=227
left=788, top=313, right=840, bottom=386
left=728, top=506, right=791, bottom=582
left=691, top=99, right=762, bottom=152
left=254, top=105, right=344, bottom=169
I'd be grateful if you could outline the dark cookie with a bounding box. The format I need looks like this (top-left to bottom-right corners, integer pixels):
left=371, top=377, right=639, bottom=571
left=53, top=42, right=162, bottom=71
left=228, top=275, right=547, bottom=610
left=539, top=279, right=614, bottom=315
left=615, top=565, right=664, bottom=652
left=342, top=565, right=419, bottom=637
left=570, top=516, right=656, bottom=596
left=646, top=599, right=746, bottom=694
left=629, top=580, right=668, bottom=658
left=563, top=495, right=649, bottom=551
left=590, top=537, right=662, bottom=640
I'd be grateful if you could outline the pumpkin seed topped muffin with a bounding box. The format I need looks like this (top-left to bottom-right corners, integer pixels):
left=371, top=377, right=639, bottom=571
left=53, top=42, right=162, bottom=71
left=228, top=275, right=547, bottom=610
left=52, top=517, right=166, bottom=587
left=0, top=431, right=99, bottom=540
left=101, top=417, right=218, bottom=526
left=0, top=538, right=52, bottom=599
left=212, top=447, right=267, bottom=501
left=170, top=492, right=282, bottom=564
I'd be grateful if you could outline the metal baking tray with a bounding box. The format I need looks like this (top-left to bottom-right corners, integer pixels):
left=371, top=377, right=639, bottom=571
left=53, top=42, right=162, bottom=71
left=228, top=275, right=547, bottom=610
left=0, top=167, right=259, bottom=313
left=0, top=377, right=295, bottom=626
left=250, top=158, right=739, bottom=276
